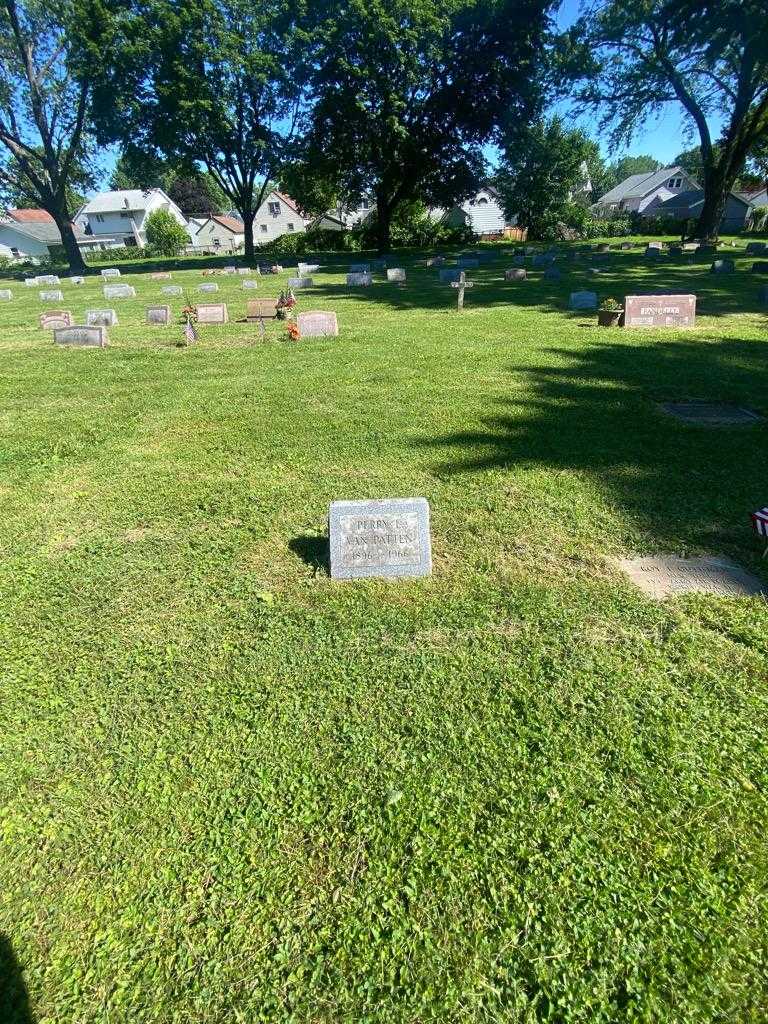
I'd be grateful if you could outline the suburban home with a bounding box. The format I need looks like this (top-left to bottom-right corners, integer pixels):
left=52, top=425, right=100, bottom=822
left=0, top=218, right=109, bottom=261
left=193, top=214, right=246, bottom=251
left=656, top=189, right=753, bottom=233
left=439, top=186, right=518, bottom=239
left=593, top=166, right=700, bottom=217
left=252, top=190, right=306, bottom=242
left=75, top=189, right=188, bottom=247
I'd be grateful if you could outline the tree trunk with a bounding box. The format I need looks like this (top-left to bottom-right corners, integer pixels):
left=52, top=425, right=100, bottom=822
left=693, top=157, right=740, bottom=241
left=55, top=215, right=87, bottom=273
left=375, top=195, right=392, bottom=254
left=242, top=209, right=256, bottom=261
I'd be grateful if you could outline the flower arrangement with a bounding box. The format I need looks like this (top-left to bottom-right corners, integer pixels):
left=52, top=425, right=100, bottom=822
left=599, top=297, right=623, bottom=311
left=286, top=320, right=300, bottom=341
left=276, top=288, right=297, bottom=320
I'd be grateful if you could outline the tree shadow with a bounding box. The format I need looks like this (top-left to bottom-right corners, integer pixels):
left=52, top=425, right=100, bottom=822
left=414, top=336, right=768, bottom=559
left=289, top=534, right=330, bottom=574
left=0, top=935, right=35, bottom=1024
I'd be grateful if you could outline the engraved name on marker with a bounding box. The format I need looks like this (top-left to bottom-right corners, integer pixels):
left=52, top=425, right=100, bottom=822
left=329, top=498, right=432, bottom=580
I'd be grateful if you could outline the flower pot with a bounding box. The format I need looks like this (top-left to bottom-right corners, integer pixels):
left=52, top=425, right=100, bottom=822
left=597, top=309, right=623, bottom=328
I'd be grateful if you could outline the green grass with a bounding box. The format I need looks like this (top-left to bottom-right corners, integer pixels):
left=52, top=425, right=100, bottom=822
left=1, top=239, right=768, bottom=1023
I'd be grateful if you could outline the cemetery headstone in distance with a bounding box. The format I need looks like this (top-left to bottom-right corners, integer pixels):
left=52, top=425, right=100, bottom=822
left=54, top=325, right=108, bottom=347
left=86, top=309, right=119, bottom=327
left=40, top=310, right=73, bottom=329
left=196, top=303, right=228, bottom=324
left=297, top=311, right=339, bottom=338
left=329, top=498, right=432, bottom=580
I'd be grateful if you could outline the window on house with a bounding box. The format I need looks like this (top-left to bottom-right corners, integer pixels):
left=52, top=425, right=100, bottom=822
left=260, top=224, right=268, bottom=232
left=95, top=214, right=104, bottom=223
left=668, top=177, right=683, bottom=189
left=10, top=247, right=19, bottom=257
left=361, top=200, right=370, bottom=209
left=268, top=201, right=280, bottom=215
left=213, top=238, right=221, bottom=247
left=287, top=222, right=294, bottom=231
left=120, top=211, right=130, bottom=218
left=477, top=197, right=488, bottom=206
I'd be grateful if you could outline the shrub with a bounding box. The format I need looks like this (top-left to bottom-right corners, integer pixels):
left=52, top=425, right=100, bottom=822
left=85, top=246, right=145, bottom=263
left=144, top=209, right=189, bottom=256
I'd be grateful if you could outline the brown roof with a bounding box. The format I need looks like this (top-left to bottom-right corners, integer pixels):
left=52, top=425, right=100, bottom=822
left=208, top=214, right=245, bottom=234
left=8, top=208, right=55, bottom=223
left=272, top=190, right=301, bottom=215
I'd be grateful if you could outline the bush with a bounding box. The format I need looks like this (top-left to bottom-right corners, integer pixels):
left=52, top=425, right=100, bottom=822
left=355, top=201, right=475, bottom=249
left=630, top=211, right=682, bottom=236
left=144, top=209, right=189, bottom=256
left=258, top=231, right=307, bottom=260
left=84, top=246, right=145, bottom=263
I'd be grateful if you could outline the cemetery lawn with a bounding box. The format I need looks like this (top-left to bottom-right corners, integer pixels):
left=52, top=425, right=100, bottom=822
left=2, top=240, right=768, bottom=1023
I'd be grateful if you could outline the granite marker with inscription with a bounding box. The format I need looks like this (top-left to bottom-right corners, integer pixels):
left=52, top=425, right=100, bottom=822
left=329, top=498, right=432, bottom=580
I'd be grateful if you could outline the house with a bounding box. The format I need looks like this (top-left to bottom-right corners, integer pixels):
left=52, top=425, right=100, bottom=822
left=440, top=186, right=515, bottom=238
left=75, top=189, right=188, bottom=247
left=593, top=166, right=700, bottom=217
left=252, top=190, right=306, bottom=243
left=193, top=214, right=246, bottom=251
left=6, top=208, right=56, bottom=224
left=656, top=189, right=753, bottom=232
left=0, top=219, right=109, bottom=261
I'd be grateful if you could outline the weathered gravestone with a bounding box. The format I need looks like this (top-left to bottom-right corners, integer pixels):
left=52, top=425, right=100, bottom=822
left=682, top=242, right=699, bottom=252
left=659, top=401, right=762, bottom=426
left=54, top=325, right=107, bottom=347
left=668, top=245, right=683, bottom=258
left=624, top=294, right=696, bottom=328
left=745, top=242, right=766, bottom=255
left=242, top=280, right=259, bottom=289
left=101, top=268, right=121, bottom=277
left=0, top=288, right=12, bottom=300
left=237, top=267, right=253, bottom=275
left=751, top=262, right=768, bottom=274
left=287, top=277, right=313, bottom=289
left=387, top=268, right=406, bottom=282
left=162, top=285, right=182, bottom=296
left=223, top=266, right=236, bottom=274
left=620, top=242, right=634, bottom=250
left=69, top=276, right=85, bottom=285
left=543, top=266, right=561, bottom=281
left=297, top=311, right=339, bottom=337
left=37, top=275, right=60, bottom=286
left=647, top=241, right=663, bottom=250
left=151, top=272, right=172, bottom=280
left=86, top=309, right=119, bottom=327
left=246, top=298, right=278, bottom=320
left=505, top=269, right=526, bottom=281
left=298, top=262, right=321, bottom=275
left=711, top=259, right=734, bottom=273
left=347, top=272, right=372, bottom=287
left=615, top=555, right=764, bottom=599
left=425, top=256, right=445, bottom=267
left=569, top=290, right=598, bottom=310
left=349, top=263, right=370, bottom=274
left=439, top=268, right=461, bottom=283
left=644, top=247, right=662, bottom=258
left=39, top=290, right=63, bottom=301
left=24, top=277, right=39, bottom=287
left=40, top=310, right=72, bottom=329
left=196, top=303, right=228, bottom=324
left=146, top=305, right=171, bottom=325
left=104, top=284, right=136, bottom=299
left=597, top=243, right=610, bottom=253
left=199, top=282, right=219, bottom=292
left=329, top=497, right=432, bottom=580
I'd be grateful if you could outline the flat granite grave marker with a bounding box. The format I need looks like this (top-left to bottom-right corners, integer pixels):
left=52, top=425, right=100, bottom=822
left=297, top=311, right=338, bottom=337
left=387, top=268, right=406, bottom=282
left=506, top=269, right=526, bottom=281
left=24, top=277, right=39, bottom=287
left=615, top=555, right=764, bottom=599
left=287, top=277, right=313, bottom=289
left=146, top=304, right=171, bottom=325
left=54, top=325, right=107, bottom=347
left=196, top=302, right=228, bottom=324
left=104, top=284, right=136, bottom=299
left=101, top=268, right=121, bottom=277
left=0, top=288, right=11, bottom=300
left=246, top=298, right=278, bottom=320
left=39, top=289, right=63, bottom=301
left=237, top=267, right=253, bottom=275
left=86, top=308, right=119, bottom=327
left=298, top=262, right=320, bottom=275
left=37, top=275, right=60, bottom=286
left=40, top=310, right=72, bottom=329
left=659, top=401, right=762, bottom=426
left=199, top=282, right=219, bottom=292
left=329, top=498, right=432, bottom=580
left=242, top=279, right=259, bottom=289
left=162, top=285, right=182, bottom=296
left=439, top=268, right=461, bottom=283
left=711, top=259, right=734, bottom=273
left=349, top=263, right=370, bottom=274
left=69, top=276, right=85, bottom=285
left=624, top=294, right=696, bottom=328
left=347, top=272, right=372, bottom=287
left=569, top=290, right=598, bottom=310
left=151, top=272, right=172, bottom=280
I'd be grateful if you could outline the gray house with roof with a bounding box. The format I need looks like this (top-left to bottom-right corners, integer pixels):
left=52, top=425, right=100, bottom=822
left=593, top=166, right=699, bottom=217
left=656, top=190, right=752, bottom=232
left=0, top=219, right=106, bottom=261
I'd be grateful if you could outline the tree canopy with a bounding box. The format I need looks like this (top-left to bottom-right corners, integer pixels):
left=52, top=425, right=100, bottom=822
left=286, top=0, right=552, bottom=252
left=562, top=0, right=768, bottom=238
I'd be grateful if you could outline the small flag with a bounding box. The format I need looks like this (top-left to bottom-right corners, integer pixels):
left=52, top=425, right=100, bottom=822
left=751, top=507, right=768, bottom=537
left=184, top=320, right=198, bottom=344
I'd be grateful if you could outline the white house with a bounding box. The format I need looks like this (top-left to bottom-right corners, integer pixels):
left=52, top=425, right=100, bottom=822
left=0, top=219, right=109, bottom=261
left=193, top=214, right=246, bottom=251
left=440, top=186, right=513, bottom=238
left=252, top=190, right=306, bottom=243
left=76, top=189, right=188, bottom=248
left=593, top=166, right=700, bottom=217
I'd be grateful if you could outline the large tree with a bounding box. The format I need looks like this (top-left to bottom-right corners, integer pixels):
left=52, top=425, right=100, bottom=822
left=0, top=0, right=97, bottom=270
left=565, top=0, right=768, bottom=239
left=83, top=0, right=305, bottom=260
left=496, top=115, right=594, bottom=239
left=287, top=0, right=551, bottom=253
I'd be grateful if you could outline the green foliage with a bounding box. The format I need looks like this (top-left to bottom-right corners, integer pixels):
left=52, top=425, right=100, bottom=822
left=580, top=214, right=634, bottom=239
left=109, top=147, right=175, bottom=191
left=301, top=227, right=362, bottom=252
left=355, top=201, right=474, bottom=249
left=167, top=173, right=228, bottom=217
left=259, top=231, right=306, bottom=260
left=496, top=115, right=594, bottom=240
left=144, top=209, right=189, bottom=256
left=84, top=246, right=146, bottom=263
left=289, top=0, right=551, bottom=249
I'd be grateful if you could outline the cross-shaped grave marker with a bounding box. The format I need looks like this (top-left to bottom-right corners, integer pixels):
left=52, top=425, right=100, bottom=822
left=451, top=271, right=474, bottom=310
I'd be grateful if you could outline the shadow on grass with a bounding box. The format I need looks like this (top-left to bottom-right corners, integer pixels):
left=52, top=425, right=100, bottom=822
left=0, top=935, right=34, bottom=1024
left=289, top=534, right=330, bottom=573
left=415, top=336, right=768, bottom=557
